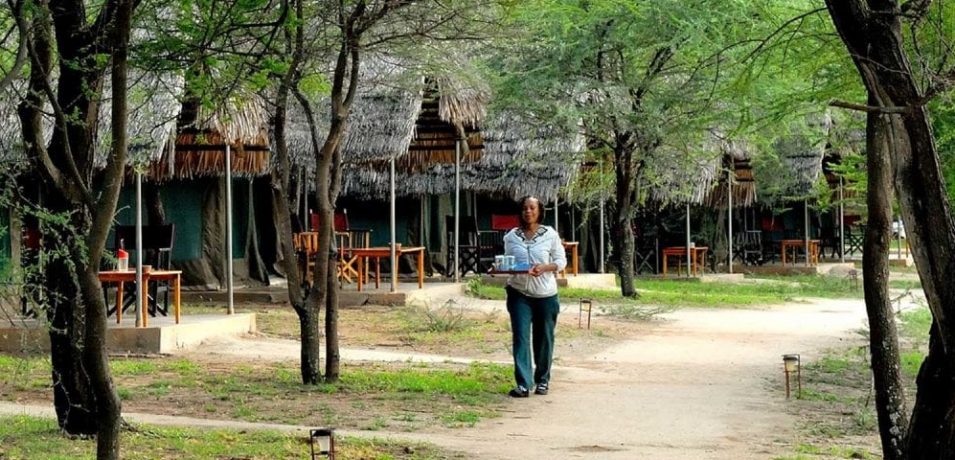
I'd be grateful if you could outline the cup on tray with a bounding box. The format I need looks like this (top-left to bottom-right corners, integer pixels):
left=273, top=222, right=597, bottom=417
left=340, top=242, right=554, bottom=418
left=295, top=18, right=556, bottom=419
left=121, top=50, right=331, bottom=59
left=494, top=255, right=505, bottom=271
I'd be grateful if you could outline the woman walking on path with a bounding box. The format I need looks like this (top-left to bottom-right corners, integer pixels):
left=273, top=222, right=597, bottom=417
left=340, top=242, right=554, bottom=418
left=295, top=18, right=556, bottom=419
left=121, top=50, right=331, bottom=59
left=503, top=196, right=567, bottom=397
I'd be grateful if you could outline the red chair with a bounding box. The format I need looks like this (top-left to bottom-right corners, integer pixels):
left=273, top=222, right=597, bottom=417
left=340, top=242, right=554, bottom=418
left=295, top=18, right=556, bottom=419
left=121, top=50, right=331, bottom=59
left=491, top=214, right=520, bottom=231
left=309, top=210, right=350, bottom=232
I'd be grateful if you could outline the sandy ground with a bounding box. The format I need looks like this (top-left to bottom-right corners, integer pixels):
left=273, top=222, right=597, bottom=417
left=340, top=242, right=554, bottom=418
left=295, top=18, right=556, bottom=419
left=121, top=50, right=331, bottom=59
left=3, top=292, right=916, bottom=459
left=179, top=295, right=879, bottom=459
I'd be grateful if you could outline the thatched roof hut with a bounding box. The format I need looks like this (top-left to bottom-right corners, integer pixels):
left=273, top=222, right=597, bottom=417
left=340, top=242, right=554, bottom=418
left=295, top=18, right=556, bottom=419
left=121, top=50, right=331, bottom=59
left=755, top=113, right=833, bottom=201
left=102, top=88, right=271, bottom=183
left=95, top=71, right=183, bottom=171
left=148, top=95, right=271, bottom=182
left=284, top=57, right=487, bottom=172
left=646, top=146, right=721, bottom=207
left=703, top=132, right=757, bottom=209
left=338, top=109, right=581, bottom=203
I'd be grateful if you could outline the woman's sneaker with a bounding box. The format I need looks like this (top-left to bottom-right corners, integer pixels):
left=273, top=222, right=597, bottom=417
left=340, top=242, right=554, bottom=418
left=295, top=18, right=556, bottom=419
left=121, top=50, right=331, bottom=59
left=508, top=386, right=529, bottom=398
left=534, top=382, right=549, bottom=395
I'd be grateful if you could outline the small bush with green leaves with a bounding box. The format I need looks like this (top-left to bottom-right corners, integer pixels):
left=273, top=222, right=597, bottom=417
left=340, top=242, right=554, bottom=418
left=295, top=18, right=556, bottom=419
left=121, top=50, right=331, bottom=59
left=405, top=300, right=473, bottom=333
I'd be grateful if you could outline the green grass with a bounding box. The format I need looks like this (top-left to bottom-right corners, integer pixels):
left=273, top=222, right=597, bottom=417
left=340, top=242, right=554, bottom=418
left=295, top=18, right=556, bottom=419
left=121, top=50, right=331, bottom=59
left=789, top=443, right=876, bottom=459
left=889, top=279, right=922, bottom=290
left=780, top=304, right=933, bottom=458
left=338, top=362, right=511, bottom=398
left=0, top=355, right=51, bottom=392
left=899, top=307, right=932, bottom=344
left=0, top=415, right=454, bottom=459
left=0, top=355, right=511, bottom=429
left=898, top=306, right=931, bottom=378
left=467, top=275, right=862, bottom=309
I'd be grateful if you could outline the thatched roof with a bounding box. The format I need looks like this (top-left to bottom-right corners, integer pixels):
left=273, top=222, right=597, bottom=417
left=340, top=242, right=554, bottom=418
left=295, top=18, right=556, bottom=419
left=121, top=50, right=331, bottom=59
left=95, top=70, right=183, bottom=171
left=284, top=56, right=490, bottom=173
left=823, top=115, right=864, bottom=185
left=646, top=145, right=721, bottom=207
left=775, top=113, right=832, bottom=197
left=339, top=111, right=582, bottom=203
left=703, top=131, right=758, bottom=209
left=436, top=74, right=487, bottom=129
left=0, top=84, right=32, bottom=165
left=149, top=95, right=271, bottom=182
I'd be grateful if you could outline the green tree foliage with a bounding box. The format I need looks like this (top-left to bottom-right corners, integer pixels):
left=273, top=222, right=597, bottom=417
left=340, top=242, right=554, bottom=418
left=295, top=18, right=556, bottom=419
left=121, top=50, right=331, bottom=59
left=490, top=0, right=778, bottom=294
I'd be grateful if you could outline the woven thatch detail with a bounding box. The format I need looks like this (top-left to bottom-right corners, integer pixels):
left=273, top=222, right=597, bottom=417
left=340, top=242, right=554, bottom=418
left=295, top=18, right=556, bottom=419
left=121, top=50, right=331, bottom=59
left=403, top=82, right=484, bottom=170
left=340, top=90, right=423, bottom=163
left=282, top=58, right=423, bottom=168
left=340, top=111, right=581, bottom=202
left=647, top=146, right=720, bottom=207
left=191, top=96, right=269, bottom=146
left=144, top=95, right=271, bottom=181
left=705, top=158, right=758, bottom=209
left=768, top=113, right=832, bottom=197
left=703, top=131, right=758, bottom=208
left=435, top=75, right=489, bottom=128
left=96, top=71, right=183, bottom=170
left=283, top=56, right=491, bottom=172
left=144, top=129, right=269, bottom=181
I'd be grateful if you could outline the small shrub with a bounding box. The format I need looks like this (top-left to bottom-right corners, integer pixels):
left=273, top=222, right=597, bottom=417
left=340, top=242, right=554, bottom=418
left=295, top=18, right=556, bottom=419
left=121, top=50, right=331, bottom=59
left=599, top=303, right=672, bottom=321
left=405, top=300, right=472, bottom=333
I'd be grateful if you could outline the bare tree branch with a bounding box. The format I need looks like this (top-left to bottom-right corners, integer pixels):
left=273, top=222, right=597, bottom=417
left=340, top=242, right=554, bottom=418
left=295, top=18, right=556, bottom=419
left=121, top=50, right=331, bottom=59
left=829, top=99, right=912, bottom=113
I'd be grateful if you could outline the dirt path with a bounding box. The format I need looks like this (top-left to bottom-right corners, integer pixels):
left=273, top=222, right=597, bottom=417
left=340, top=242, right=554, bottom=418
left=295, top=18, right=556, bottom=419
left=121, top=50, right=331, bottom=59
left=1, top=297, right=878, bottom=459
left=372, top=298, right=871, bottom=459
left=179, top=297, right=874, bottom=459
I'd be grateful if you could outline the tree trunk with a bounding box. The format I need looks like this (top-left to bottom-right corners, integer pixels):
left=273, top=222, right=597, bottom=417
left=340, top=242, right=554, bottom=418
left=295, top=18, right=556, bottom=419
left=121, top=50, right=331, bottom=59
left=307, top=27, right=362, bottom=383
left=825, top=1, right=955, bottom=457
left=613, top=147, right=637, bottom=297
left=324, top=252, right=340, bottom=380
left=297, top=306, right=322, bottom=384
left=15, top=3, right=130, bottom=457
left=269, top=0, right=314, bottom=382
left=45, top=238, right=98, bottom=434
left=325, top=123, right=344, bottom=382
left=862, top=103, right=907, bottom=460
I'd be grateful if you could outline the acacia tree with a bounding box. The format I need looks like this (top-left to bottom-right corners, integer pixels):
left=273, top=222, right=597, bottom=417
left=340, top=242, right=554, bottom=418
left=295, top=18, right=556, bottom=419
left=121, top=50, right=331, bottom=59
left=823, top=1, right=955, bottom=457
left=268, top=0, right=497, bottom=383
left=494, top=0, right=757, bottom=297
left=12, top=0, right=133, bottom=458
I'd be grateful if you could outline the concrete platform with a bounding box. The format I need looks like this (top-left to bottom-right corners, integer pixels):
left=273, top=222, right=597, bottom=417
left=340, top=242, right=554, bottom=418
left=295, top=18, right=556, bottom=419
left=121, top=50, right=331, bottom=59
left=736, top=262, right=856, bottom=276
left=564, top=273, right=618, bottom=289
left=0, top=313, right=256, bottom=354
left=480, top=273, right=618, bottom=290
left=181, top=279, right=468, bottom=307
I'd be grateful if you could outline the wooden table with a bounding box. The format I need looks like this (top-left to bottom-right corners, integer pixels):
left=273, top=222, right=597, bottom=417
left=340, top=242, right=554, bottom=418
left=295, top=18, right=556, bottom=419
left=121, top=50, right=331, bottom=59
left=98, top=269, right=182, bottom=327
left=661, top=246, right=708, bottom=277
left=780, top=239, right=820, bottom=265
left=560, top=241, right=580, bottom=277
left=351, top=246, right=425, bottom=291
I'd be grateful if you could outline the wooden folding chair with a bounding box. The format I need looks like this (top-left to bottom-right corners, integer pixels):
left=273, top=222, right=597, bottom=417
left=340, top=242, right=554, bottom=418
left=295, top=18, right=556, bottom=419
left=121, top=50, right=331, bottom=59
left=294, top=232, right=320, bottom=285
left=336, top=231, right=357, bottom=284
